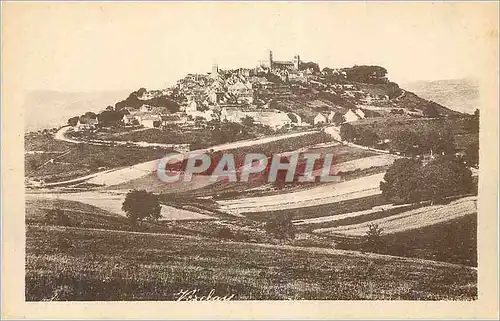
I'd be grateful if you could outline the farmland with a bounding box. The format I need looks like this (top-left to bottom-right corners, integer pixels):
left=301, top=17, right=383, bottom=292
left=24, top=117, right=479, bottom=302
left=84, top=130, right=324, bottom=187
left=25, top=132, right=172, bottom=183
left=314, top=196, right=477, bottom=236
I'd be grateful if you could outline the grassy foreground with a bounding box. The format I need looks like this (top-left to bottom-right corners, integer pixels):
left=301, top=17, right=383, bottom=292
left=26, top=225, right=477, bottom=301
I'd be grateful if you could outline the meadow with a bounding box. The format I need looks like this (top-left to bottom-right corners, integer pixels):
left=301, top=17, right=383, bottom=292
left=26, top=225, right=477, bottom=301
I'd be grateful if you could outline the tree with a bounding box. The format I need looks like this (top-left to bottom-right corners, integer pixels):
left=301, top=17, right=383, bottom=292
left=265, top=215, right=296, bottom=241
left=122, top=190, right=161, bottom=229
left=98, top=110, right=123, bottom=127
left=339, top=123, right=358, bottom=142
left=67, top=116, right=79, bottom=126
left=343, top=65, right=388, bottom=84
left=390, top=130, right=421, bottom=156
left=380, top=158, right=423, bottom=203
left=357, top=128, right=379, bottom=147
left=216, top=227, right=235, bottom=240
left=332, top=113, right=345, bottom=126
left=241, top=116, right=255, bottom=127
left=419, top=157, right=474, bottom=203
left=84, top=111, right=98, bottom=119
left=363, top=223, right=385, bottom=252
left=299, top=61, right=320, bottom=73
left=381, top=157, right=474, bottom=204
left=463, top=142, right=479, bottom=168
left=421, top=129, right=456, bottom=155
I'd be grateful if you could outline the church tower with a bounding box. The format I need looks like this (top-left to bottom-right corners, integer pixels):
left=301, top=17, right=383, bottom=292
left=210, top=64, right=219, bottom=79
left=268, top=50, right=273, bottom=68
left=293, top=54, right=300, bottom=70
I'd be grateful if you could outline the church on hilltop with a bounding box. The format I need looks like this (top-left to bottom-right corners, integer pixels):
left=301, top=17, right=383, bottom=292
left=262, top=50, right=301, bottom=71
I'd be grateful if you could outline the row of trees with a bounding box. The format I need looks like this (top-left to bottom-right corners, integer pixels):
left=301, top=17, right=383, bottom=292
left=342, top=65, right=388, bottom=84
left=67, top=108, right=126, bottom=128
left=114, top=88, right=180, bottom=113
left=339, top=123, right=458, bottom=156
left=340, top=123, right=381, bottom=147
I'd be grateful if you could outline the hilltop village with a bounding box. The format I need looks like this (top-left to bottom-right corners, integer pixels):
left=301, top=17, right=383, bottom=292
left=69, top=50, right=443, bottom=134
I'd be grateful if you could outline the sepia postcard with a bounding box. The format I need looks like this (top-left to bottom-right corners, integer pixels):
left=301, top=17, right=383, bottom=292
left=1, top=1, right=499, bottom=319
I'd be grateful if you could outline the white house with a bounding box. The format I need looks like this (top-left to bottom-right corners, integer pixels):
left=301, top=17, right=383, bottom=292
left=255, top=112, right=292, bottom=129
left=314, top=113, right=327, bottom=125
left=140, top=104, right=151, bottom=113
left=122, top=114, right=135, bottom=125
left=354, top=108, right=366, bottom=119
left=188, top=110, right=216, bottom=122
left=186, top=100, right=198, bottom=113
left=324, top=126, right=342, bottom=141
left=344, top=109, right=361, bottom=123
left=161, top=114, right=183, bottom=127
left=74, top=117, right=98, bottom=132
left=220, top=107, right=292, bottom=129
left=139, top=113, right=162, bottom=128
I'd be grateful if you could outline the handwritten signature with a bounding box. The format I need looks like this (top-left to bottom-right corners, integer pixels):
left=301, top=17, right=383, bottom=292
left=174, top=289, right=235, bottom=301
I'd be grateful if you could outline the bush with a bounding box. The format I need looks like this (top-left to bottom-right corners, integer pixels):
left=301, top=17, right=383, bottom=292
left=216, top=227, right=235, bottom=240
left=363, top=223, right=386, bottom=253
left=265, top=215, right=296, bottom=241
left=44, top=209, right=72, bottom=227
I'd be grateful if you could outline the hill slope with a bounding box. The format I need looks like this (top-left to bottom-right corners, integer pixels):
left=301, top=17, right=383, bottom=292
left=26, top=225, right=477, bottom=301
left=402, top=78, right=479, bottom=114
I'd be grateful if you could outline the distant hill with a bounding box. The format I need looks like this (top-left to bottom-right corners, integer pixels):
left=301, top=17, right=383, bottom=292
left=24, top=90, right=131, bottom=132
left=402, top=78, right=479, bottom=114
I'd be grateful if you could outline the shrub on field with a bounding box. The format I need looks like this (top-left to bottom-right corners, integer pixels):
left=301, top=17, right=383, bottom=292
left=44, top=209, right=72, bottom=227
left=216, top=227, right=235, bottom=240
left=265, top=215, right=296, bottom=241
left=363, top=223, right=386, bottom=253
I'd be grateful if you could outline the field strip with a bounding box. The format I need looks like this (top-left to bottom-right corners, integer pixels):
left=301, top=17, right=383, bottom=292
left=27, top=192, right=215, bottom=221
left=330, top=154, right=398, bottom=173
left=293, top=203, right=410, bottom=226
left=86, top=130, right=318, bottom=186
left=30, top=225, right=476, bottom=270
left=218, top=173, right=385, bottom=206
left=314, top=196, right=477, bottom=236
left=220, top=189, right=381, bottom=214
left=216, top=173, right=384, bottom=214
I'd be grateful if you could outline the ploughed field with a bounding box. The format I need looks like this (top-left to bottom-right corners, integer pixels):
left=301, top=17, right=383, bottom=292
left=25, top=225, right=477, bottom=301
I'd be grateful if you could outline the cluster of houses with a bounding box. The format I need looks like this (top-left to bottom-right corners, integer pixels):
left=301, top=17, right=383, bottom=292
left=121, top=105, right=190, bottom=129
left=72, top=50, right=381, bottom=133
left=313, top=108, right=366, bottom=126
left=74, top=116, right=99, bottom=131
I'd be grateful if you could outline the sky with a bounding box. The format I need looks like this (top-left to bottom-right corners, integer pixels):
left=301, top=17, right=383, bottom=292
left=4, top=2, right=498, bottom=92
